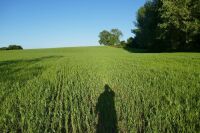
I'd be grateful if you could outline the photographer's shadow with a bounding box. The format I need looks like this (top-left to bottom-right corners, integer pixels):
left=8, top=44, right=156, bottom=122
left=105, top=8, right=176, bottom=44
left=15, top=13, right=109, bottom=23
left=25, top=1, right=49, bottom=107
left=96, top=84, right=118, bottom=133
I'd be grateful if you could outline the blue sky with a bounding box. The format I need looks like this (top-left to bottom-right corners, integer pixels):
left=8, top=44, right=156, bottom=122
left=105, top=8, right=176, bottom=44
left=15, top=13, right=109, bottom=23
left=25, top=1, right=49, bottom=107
left=0, top=0, right=146, bottom=49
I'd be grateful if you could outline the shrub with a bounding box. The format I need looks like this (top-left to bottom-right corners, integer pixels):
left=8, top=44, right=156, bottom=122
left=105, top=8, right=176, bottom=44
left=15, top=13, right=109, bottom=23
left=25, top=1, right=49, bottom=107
left=0, top=45, right=23, bottom=50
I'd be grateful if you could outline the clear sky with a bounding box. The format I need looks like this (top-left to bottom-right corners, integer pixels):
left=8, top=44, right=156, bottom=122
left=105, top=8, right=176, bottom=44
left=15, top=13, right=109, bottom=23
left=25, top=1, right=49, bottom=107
left=0, top=0, right=146, bottom=49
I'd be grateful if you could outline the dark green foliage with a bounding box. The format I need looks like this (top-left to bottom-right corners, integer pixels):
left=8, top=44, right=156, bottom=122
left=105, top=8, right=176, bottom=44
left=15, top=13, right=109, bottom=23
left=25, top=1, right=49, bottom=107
left=126, top=37, right=135, bottom=48
left=99, top=29, right=123, bottom=46
left=0, top=47, right=8, bottom=50
left=159, top=0, right=200, bottom=50
left=0, top=45, right=23, bottom=50
left=119, top=41, right=126, bottom=47
left=7, top=45, right=23, bottom=50
left=133, top=1, right=160, bottom=50
left=132, top=0, right=200, bottom=51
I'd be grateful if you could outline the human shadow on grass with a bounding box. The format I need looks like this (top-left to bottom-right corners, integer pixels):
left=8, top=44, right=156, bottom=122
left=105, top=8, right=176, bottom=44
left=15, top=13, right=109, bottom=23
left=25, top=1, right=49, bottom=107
left=95, top=84, right=118, bottom=133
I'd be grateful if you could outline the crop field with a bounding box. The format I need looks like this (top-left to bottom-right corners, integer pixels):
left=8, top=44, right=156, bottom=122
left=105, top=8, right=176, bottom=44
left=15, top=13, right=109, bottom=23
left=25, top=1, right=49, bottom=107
left=0, top=46, right=200, bottom=132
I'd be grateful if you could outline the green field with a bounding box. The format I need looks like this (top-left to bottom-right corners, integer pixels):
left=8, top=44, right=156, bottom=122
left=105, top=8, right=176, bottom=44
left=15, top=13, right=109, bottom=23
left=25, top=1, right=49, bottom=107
left=0, top=46, right=200, bottom=132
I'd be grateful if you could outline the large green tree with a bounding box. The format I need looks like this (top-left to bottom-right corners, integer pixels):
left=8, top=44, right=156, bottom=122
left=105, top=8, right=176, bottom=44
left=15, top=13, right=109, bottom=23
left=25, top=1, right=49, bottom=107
left=133, top=1, right=161, bottom=50
left=99, top=29, right=123, bottom=46
left=158, top=0, right=200, bottom=50
left=132, top=0, right=200, bottom=51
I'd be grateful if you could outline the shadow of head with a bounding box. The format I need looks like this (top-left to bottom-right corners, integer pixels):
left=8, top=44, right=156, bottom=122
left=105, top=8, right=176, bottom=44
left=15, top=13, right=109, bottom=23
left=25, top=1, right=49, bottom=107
left=96, top=84, right=118, bottom=133
left=104, top=84, right=112, bottom=92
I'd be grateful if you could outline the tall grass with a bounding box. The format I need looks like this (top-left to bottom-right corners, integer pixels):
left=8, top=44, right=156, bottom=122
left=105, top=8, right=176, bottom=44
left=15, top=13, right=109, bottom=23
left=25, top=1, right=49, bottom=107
left=0, top=46, right=199, bottom=132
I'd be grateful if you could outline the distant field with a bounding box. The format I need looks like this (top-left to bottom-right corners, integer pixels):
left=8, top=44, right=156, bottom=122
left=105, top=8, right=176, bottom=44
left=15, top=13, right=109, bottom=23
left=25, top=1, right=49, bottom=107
left=0, top=46, right=200, bottom=132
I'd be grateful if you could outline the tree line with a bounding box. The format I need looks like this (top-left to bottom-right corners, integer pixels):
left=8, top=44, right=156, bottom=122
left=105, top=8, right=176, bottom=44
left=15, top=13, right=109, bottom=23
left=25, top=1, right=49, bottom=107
left=0, top=45, right=23, bottom=50
left=99, top=0, right=200, bottom=51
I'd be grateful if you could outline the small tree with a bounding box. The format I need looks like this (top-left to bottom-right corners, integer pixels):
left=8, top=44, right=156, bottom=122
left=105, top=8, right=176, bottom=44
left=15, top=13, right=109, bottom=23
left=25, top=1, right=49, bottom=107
left=99, top=30, right=112, bottom=45
left=110, top=29, right=123, bottom=45
left=0, top=45, right=23, bottom=50
left=7, top=45, right=23, bottom=50
left=99, top=29, right=123, bottom=46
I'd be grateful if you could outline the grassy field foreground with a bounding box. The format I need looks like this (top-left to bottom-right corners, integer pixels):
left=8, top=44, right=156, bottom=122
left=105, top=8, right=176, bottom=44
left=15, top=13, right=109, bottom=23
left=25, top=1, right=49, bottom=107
left=0, top=46, right=200, bottom=132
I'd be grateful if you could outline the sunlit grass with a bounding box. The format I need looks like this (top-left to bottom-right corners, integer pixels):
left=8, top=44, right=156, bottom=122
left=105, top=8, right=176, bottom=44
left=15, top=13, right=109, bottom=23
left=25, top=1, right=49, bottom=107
left=0, top=46, right=199, bottom=132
